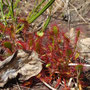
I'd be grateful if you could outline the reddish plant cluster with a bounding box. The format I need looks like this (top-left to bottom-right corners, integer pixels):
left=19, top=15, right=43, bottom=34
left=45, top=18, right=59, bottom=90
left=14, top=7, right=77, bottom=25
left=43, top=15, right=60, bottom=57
left=0, top=21, right=83, bottom=88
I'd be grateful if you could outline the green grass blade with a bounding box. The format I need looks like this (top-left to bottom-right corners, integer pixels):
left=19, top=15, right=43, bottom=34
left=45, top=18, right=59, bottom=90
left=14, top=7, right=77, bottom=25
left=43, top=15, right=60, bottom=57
left=42, top=16, right=51, bottom=31
left=5, top=0, right=20, bottom=20
left=27, top=0, right=46, bottom=21
left=16, top=24, right=24, bottom=34
left=28, top=0, right=55, bottom=23
left=0, top=0, right=7, bottom=25
left=14, top=0, right=20, bottom=8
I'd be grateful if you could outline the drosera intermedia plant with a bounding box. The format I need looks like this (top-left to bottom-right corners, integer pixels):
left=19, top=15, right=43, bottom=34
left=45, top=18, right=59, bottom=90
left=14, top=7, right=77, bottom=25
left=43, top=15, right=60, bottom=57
left=0, top=0, right=87, bottom=88
left=35, top=24, right=75, bottom=88
left=15, top=23, right=84, bottom=88
left=0, top=20, right=87, bottom=89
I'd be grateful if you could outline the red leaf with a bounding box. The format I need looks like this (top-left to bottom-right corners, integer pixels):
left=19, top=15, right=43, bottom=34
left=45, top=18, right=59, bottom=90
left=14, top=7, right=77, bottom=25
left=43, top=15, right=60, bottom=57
left=16, top=41, right=26, bottom=50
left=55, top=78, right=61, bottom=88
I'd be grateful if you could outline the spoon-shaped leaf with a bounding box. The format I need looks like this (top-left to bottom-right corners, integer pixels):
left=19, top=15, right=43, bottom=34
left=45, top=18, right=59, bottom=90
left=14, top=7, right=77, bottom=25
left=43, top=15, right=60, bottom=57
left=3, top=41, right=12, bottom=51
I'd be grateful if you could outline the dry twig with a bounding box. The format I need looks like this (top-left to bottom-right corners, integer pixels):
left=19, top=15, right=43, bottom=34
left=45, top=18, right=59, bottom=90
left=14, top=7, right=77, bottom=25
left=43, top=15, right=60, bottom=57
left=68, top=63, right=90, bottom=67
left=41, top=80, right=57, bottom=90
left=69, top=2, right=89, bottom=24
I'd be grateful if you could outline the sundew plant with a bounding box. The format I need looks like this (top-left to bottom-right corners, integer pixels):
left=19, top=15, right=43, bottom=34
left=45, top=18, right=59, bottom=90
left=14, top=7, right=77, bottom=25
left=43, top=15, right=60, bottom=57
left=0, top=0, right=88, bottom=89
